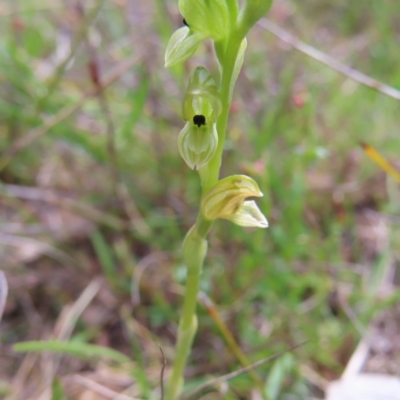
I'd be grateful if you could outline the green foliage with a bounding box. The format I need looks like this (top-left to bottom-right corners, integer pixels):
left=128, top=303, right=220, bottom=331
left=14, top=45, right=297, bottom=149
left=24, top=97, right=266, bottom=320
left=51, top=378, right=66, bottom=400
left=14, top=340, right=131, bottom=363
left=265, top=353, right=295, bottom=400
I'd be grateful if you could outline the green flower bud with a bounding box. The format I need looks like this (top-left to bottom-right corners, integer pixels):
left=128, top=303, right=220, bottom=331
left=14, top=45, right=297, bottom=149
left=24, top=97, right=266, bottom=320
left=201, top=175, right=268, bottom=228
left=238, top=0, right=273, bottom=35
left=165, top=26, right=207, bottom=67
left=183, top=67, right=222, bottom=121
left=179, top=0, right=230, bottom=41
left=178, top=119, right=218, bottom=170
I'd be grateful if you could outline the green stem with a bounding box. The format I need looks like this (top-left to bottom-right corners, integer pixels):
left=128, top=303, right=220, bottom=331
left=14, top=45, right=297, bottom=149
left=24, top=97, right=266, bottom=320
left=201, top=34, right=242, bottom=192
left=165, top=225, right=207, bottom=400
left=166, top=30, right=244, bottom=400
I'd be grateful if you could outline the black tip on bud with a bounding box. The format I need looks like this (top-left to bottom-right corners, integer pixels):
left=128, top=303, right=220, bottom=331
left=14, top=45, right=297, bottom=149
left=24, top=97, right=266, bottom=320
left=183, top=18, right=189, bottom=27
left=193, top=115, right=206, bottom=127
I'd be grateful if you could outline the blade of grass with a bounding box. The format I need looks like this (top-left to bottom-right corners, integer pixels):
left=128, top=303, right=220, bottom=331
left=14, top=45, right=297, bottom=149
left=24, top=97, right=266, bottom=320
left=13, top=340, right=131, bottom=364
left=43, top=278, right=103, bottom=393
left=71, top=375, right=141, bottom=400
left=198, top=292, right=264, bottom=388
left=51, top=378, right=66, bottom=400
left=264, top=353, right=294, bottom=400
left=360, top=142, right=400, bottom=183
left=120, top=306, right=153, bottom=397
left=56, top=278, right=102, bottom=341
left=181, top=342, right=308, bottom=400
left=90, top=229, right=118, bottom=288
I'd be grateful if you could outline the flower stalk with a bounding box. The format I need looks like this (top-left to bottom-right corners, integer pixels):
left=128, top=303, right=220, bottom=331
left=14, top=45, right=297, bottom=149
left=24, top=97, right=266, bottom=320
left=164, top=1, right=272, bottom=398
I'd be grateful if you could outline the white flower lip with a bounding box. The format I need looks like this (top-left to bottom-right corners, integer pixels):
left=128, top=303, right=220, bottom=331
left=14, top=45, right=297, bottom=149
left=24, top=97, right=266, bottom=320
left=228, top=200, right=269, bottom=228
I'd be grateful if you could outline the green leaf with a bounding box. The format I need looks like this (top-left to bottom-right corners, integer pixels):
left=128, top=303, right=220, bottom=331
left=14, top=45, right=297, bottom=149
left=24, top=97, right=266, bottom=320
left=23, top=27, right=45, bottom=57
left=229, top=38, right=247, bottom=102
left=51, top=378, right=66, bottom=400
left=264, top=353, right=294, bottom=400
left=90, top=229, right=117, bottom=287
left=13, top=341, right=131, bottom=364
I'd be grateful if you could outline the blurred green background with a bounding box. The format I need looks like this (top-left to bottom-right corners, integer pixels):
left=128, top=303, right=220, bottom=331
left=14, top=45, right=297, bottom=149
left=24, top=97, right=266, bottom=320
left=1, top=0, right=400, bottom=399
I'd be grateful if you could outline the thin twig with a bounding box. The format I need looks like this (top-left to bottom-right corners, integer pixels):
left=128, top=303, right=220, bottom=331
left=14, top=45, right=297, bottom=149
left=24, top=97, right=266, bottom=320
left=0, top=54, right=140, bottom=172
left=181, top=341, right=308, bottom=400
left=258, top=19, right=400, bottom=101
left=159, top=345, right=166, bottom=400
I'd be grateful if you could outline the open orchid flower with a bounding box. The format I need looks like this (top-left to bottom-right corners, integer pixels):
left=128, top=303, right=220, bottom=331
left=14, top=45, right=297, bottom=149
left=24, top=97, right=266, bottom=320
left=201, top=175, right=268, bottom=228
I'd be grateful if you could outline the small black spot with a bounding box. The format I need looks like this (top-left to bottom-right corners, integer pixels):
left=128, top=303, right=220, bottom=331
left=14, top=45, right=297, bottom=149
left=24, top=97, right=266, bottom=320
left=193, top=115, right=206, bottom=127
left=183, top=18, right=189, bottom=27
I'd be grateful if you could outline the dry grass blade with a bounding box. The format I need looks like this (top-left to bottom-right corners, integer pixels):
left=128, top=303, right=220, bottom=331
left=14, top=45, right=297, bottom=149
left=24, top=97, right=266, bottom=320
left=0, top=270, right=8, bottom=322
left=259, top=19, right=400, bottom=101
left=9, top=279, right=102, bottom=399
left=10, top=353, right=40, bottom=400
left=56, top=278, right=102, bottom=341
left=0, top=54, right=140, bottom=173
left=41, top=279, right=102, bottom=394
left=360, top=142, right=400, bottom=183
left=198, top=292, right=263, bottom=387
left=71, top=374, right=141, bottom=400
left=0, top=183, right=127, bottom=231
left=0, top=232, right=75, bottom=266
left=181, top=342, right=308, bottom=399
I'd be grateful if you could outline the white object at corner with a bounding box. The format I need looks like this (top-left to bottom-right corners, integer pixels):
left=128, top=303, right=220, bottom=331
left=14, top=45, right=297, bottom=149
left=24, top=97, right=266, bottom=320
left=326, top=374, right=400, bottom=400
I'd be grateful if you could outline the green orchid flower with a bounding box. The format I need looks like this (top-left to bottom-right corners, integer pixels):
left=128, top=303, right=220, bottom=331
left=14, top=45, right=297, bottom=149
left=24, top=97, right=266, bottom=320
left=201, top=175, right=268, bottom=228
